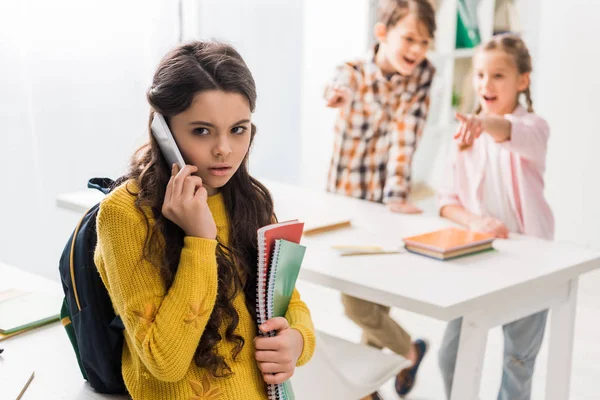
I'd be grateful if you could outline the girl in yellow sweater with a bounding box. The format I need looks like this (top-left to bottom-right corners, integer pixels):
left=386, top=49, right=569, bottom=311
left=94, top=41, right=316, bottom=399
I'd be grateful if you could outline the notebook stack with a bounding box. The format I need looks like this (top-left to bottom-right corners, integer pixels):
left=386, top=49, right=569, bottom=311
left=257, top=220, right=306, bottom=400
left=403, top=227, right=495, bottom=260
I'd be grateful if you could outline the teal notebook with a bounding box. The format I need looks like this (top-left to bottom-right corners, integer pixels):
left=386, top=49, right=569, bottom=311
left=267, top=239, right=306, bottom=400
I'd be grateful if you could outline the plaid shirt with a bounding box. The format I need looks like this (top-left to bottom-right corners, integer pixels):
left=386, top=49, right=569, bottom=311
left=326, top=45, right=435, bottom=203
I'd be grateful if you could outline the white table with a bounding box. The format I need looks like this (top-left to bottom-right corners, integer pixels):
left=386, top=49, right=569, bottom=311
left=56, top=179, right=600, bottom=400
left=0, top=262, right=129, bottom=399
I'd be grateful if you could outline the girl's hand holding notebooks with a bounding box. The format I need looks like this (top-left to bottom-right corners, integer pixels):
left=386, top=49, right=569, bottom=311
left=255, top=317, right=303, bottom=385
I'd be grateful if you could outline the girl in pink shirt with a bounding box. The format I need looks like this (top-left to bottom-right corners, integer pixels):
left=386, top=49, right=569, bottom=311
left=437, top=34, right=553, bottom=400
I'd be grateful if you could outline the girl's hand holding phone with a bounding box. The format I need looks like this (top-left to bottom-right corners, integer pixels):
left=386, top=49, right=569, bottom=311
left=162, top=164, right=217, bottom=240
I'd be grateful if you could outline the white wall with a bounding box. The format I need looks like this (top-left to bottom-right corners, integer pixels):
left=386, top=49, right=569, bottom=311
left=193, top=0, right=369, bottom=189
left=536, top=0, right=600, bottom=250
left=299, top=0, right=370, bottom=191
left=195, top=0, right=304, bottom=184
left=3, top=0, right=599, bottom=282
left=0, top=0, right=180, bottom=279
left=0, top=0, right=306, bottom=279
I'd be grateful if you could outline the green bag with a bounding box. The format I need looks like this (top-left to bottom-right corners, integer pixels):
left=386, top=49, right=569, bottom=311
left=456, top=0, right=481, bottom=48
left=60, top=299, right=88, bottom=380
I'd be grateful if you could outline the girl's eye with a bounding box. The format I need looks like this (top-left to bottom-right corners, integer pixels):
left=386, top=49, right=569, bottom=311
left=231, top=126, right=247, bottom=135
left=477, top=73, right=484, bottom=78
left=494, top=74, right=503, bottom=79
left=404, top=36, right=415, bottom=43
left=193, top=127, right=209, bottom=136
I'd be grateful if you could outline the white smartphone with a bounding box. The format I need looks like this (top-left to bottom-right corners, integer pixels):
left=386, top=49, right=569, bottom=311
left=150, top=112, right=186, bottom=169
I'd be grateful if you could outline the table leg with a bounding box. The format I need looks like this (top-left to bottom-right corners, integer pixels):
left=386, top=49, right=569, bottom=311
left=450, top=317, right=489, bottom=400
left=545, top=278, right=578, bottom=400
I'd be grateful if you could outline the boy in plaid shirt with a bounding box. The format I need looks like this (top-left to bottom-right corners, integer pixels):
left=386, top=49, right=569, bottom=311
left=324, top=1, right=436, bottom=398
left=325, top=0, right=436, bottom=215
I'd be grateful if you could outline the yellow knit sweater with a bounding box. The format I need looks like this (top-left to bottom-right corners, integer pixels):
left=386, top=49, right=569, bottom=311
left=94, top=181, right=316, bottom=400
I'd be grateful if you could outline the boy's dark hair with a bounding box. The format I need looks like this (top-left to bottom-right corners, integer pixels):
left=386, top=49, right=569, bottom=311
left=378, top=0, right=436, bottom=38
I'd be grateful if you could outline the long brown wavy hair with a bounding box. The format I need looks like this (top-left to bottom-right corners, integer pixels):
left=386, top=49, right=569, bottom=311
left=124, top=41, right=274, bottom=377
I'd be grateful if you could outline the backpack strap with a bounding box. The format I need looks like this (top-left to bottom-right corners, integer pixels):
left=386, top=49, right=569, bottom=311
left=88, top=178, right=115, bottom=195
left=70, top=177, right=123, bottom=312
left=70, top=215, right=86, bottom=311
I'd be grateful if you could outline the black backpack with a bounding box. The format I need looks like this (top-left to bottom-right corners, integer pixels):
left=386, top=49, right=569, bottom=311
left=58, top=177, right=127, bottom=394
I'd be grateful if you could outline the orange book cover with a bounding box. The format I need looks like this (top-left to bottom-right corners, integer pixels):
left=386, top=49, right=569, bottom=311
left=403, top=227, right=494, bottom=253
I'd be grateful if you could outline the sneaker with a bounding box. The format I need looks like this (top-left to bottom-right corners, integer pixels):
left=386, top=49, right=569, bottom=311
left=360, top=391, right=383, bottom=400
left=395, top=339, right=428, bottom=397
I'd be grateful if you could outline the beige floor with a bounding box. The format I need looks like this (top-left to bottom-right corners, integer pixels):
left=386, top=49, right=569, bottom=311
left=296, top=267, right=600, bottom=399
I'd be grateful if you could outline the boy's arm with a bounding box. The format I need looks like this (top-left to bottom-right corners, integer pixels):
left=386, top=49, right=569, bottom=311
left=383, top=68, right=434, bottom=203
left=325, top=62, right=360, bottom=92
left=323, top=62, right=361, bottom=108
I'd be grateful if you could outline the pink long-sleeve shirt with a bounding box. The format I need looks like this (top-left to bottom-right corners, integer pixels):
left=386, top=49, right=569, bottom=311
left=437, top=105, right=554, bottom=240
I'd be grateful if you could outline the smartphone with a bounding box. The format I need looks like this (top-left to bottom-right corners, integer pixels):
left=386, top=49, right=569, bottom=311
left=150, top=112, right=186, bottom=169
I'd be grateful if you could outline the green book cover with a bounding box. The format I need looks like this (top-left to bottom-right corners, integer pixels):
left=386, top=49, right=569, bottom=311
left=267, top=239, right=306, bottom=400
left=268, top=240, right=306, bottom=319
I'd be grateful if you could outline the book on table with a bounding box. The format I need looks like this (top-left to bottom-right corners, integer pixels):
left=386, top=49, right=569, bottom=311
left=0, top=289, right=62, bottom=338
left=403, top=227, right=495, bottom=260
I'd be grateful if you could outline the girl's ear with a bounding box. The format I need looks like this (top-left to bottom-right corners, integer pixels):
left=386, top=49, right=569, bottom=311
left=374, top=22, right=388, bottom=43
left=517, top=72, right=530, bottom=93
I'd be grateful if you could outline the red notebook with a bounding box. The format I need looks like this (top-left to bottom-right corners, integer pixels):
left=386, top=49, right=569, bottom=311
left=403, top=227, right=494, bottom=253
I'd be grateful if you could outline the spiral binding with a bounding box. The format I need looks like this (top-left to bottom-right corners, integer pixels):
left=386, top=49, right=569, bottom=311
left=266, top=240, right=281, bottom=325
left=268, top=241, right=284, bottom=399
left=257, top=229, right=284, bottom=400
left=257, top=229, right=268, bottom=330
